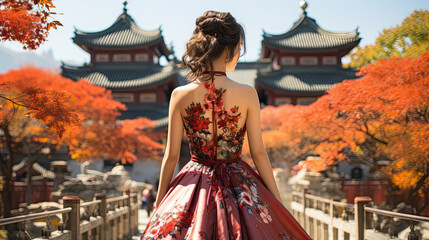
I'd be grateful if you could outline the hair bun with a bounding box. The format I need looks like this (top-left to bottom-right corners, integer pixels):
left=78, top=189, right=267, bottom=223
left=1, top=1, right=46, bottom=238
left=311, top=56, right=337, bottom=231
left=178, top=10, right=246, bottom=83
left=196, top=16, right=223, bottom=37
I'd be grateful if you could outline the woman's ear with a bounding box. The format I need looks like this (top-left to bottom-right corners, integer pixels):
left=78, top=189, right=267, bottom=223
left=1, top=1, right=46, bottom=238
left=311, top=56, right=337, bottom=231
left=224, top=48, right=230, bottom=63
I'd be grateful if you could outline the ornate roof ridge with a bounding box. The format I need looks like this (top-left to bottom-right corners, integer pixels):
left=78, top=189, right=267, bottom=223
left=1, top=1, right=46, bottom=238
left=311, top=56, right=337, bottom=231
left=263, top=12, right=359, bottom=40
left=71, top=11, right=172, bottom=55
left=74, top=12, right=162, bottom=38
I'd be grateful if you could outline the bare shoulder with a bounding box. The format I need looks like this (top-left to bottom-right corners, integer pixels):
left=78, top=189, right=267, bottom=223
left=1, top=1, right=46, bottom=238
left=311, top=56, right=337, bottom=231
left=227, top=78, right=254, bottom=90
left=225, top=80, right=259, bottom=113
left=230, top=81, right=257, bottom=99
left=170, top=84, right=192, bottom=100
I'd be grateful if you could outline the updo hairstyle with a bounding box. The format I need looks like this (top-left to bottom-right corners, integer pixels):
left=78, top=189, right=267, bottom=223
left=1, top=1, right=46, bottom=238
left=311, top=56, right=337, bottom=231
left=177, top=10, right=246, bottom=83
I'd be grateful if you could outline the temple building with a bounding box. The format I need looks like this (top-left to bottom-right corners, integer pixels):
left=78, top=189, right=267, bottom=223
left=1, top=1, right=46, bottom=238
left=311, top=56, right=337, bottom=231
left=61, top=2, right=178, bottom=127
left=61, top=2, right=181, bottom=184
left=61, top=1, right=362, bottom=183
left=227, top=1, right=361, bottom=106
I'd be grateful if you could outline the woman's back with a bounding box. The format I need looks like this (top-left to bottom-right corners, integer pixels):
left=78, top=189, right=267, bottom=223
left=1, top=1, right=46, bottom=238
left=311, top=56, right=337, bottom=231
left=141, top=74, right=311, bottom=239
left=176, top=75, right=251, bottom=160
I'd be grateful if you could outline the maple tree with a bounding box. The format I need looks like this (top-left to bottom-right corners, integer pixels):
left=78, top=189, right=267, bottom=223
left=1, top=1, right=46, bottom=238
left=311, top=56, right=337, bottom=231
left=347, top=10, right=429, bottom=69
left=0, top=67, right=164, bottom=221
left=256, top=52, right=429, bottom=215
left=0, top=0, right=61, bottom=49
left=0, top=68, right=79, bottom=221
left=311, top=52, right=428, bottom=206
left=1, top=66, right=164, bottom=163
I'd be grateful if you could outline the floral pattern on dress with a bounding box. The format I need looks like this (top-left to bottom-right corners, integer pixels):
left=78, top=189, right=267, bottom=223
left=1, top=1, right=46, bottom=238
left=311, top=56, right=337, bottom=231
left=142, top=203, right=194, bottom=240
left=183, top=80, right=246, bottom=160
left=229, top=162, right=273, bottom=224
left=177, top=159, right=275, bottom=225
left=141, top=160, right=286, bottom=240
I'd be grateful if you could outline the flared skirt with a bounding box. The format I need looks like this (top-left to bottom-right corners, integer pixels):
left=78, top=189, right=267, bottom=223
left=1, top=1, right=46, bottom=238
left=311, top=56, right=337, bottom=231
left=140, top=158, right=311, bottom=240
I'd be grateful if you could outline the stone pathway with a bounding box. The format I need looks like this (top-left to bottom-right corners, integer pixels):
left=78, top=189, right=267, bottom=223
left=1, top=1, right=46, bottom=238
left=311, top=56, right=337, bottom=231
left=131, top=209, right=151, bottom=239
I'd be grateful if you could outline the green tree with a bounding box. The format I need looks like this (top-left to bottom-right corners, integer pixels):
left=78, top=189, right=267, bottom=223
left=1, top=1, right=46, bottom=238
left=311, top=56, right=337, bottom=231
left=347, top=10, right=429, bottom=69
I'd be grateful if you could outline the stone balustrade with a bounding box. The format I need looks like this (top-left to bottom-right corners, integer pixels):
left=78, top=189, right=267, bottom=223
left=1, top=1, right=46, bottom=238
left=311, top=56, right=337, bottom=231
left=291, top=189, right=429, bottom=240
left=0, top=190, right=141, bottom=240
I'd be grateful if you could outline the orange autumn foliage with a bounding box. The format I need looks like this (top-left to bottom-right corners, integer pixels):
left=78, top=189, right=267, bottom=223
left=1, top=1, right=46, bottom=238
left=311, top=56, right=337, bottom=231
left=0, top=0, right=61, bottom=49
left=0, top=66, right=164, bottom=220
left=0, top=67, right=164, bottom=164
left=245, top=104, right=323, bottom=170
left=0, top=71, right=80, bottom=138
left=258, top=52, right=428, bottom=211
left=310, top=52, right=429, bottom=190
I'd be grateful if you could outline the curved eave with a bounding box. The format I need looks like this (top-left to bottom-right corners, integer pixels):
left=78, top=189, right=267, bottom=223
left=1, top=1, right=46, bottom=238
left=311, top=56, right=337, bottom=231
left=157, top=39, right=174, bottom=57
left=261, top=36, right=361, bottom=52
left=256, top=69, right=359, bottom=94
left=62, top=66, right=177, bottom=90
left=73, top=33, right=173, bottom=58
left=256, top=80, right=327, bottom=94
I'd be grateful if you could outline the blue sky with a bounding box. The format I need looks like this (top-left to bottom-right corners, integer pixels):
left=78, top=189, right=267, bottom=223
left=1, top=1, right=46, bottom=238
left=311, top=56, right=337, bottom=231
left=1, top=0, right=428, bottom=65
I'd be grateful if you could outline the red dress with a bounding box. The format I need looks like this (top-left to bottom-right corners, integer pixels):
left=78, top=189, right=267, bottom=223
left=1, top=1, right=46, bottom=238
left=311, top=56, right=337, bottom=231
left=140, top=72, right=312, bottom=240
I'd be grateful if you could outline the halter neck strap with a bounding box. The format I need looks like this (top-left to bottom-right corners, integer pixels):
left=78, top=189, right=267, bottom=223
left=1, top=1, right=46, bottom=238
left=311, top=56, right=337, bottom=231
left=202, top=71, right=226, bottom=76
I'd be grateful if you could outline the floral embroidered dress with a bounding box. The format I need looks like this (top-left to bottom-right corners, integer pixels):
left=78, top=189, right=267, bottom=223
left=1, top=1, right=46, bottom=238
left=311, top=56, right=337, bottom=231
left=140, top=72, right=311, bottom=240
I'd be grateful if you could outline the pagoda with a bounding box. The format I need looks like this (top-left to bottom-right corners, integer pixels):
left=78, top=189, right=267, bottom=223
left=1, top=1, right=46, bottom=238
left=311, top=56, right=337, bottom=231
left=61, top=2, right=178, bottom=124
left=229, top=1, right=361, bottom=106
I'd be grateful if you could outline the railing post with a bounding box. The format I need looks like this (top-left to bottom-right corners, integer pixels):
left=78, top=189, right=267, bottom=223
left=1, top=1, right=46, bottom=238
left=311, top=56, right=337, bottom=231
left=125, top=189, right=132, bottom=238
left=111, top=199, right=117, bottom=240
left=136, top=191, right=141, bottom=233
left=329, top=198, right=334, bottom=240
left=354, top=196, right=371, bottom=240
left=95, top=193, right=107, bottom=240
left=63, top=195, right=80, bottom=240
left=314, top=198, right=318, bottom=239
left=302, top=188, right=307, bottom=230
left=331, top=197, right=341, bottom=240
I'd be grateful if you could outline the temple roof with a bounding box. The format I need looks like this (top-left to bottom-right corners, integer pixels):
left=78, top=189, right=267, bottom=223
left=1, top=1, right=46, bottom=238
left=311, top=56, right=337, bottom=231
left=73, top=11, right=172, bottom=56
left=115, top=103, right=170, bottom=129
left=262, top=12, right=360, bottom=52
left=226, top=61, right=271, bottom=87
left=176, top=61, right=359, bottom=94
left=13, top=159, right=56, bottom=180
left=61, top=62, right=177, bottom=90
left=117, top=101, right=168, bottom=119
left=256, top=66, right=359, bottom=93
left=177, top=61, right=272, bottom=88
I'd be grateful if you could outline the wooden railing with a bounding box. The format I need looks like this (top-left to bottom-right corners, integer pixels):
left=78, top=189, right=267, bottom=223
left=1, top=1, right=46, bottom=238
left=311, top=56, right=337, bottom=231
left=0, top=190, right=141, bottom=240
left=291, top=189, right=429, bottom=240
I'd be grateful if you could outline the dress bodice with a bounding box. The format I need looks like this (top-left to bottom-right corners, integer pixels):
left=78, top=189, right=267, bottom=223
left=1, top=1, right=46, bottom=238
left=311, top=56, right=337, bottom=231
left=182, top=72, right=246, bottom=161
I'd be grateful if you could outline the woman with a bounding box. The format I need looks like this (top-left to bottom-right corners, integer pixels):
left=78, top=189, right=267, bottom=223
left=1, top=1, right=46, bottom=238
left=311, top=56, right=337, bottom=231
left=140, top=10, right=311, bottom=240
